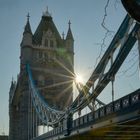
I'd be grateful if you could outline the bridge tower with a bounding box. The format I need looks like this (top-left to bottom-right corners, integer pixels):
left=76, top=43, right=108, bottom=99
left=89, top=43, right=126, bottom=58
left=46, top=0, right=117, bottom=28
left=9, top=10, right=74, bottom=140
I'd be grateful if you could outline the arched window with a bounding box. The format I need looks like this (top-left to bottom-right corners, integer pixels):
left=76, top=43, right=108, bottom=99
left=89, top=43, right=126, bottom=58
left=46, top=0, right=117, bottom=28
left=44, top=53, right=48, bottom=60
left=50, top=40, right=54, bottom=48
left=38, top=52, right=43, bottom=59
left=44, top=39, right=49, bottom=47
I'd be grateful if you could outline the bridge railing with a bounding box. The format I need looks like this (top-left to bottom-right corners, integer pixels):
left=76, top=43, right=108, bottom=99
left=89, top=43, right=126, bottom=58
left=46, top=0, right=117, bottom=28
left=72, top=89, right=140, bottom=129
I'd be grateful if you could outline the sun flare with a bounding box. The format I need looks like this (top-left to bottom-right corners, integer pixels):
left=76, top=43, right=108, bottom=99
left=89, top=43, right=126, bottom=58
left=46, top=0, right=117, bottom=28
left=75, top=74, right=83, bottom=83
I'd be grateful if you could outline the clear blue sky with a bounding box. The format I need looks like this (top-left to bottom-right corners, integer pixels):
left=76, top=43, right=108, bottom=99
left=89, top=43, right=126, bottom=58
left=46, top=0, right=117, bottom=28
left=0, top=0, right=139, bottom=135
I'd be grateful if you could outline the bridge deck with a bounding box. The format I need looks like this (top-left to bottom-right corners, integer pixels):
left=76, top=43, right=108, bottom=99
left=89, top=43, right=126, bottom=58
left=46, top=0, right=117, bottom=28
left=33, top=89, right=140, bottom=140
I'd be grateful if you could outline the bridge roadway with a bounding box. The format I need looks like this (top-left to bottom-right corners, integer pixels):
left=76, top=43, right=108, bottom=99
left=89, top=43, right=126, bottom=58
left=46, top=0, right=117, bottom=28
left=32, top=89, right=140, bottom=140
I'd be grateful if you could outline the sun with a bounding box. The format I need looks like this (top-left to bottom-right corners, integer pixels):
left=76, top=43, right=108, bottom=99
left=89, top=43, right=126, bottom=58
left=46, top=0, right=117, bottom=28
left=75, top=74, right=83, bottom=83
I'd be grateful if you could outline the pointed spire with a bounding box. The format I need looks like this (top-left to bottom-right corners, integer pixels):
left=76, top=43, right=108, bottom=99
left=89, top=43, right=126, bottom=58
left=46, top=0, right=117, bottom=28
left=62, top=32, right=65, bottom=40
left=43, top=6, right=52, bottom=17
left=10, top=77, right=15, bottom=91
left=68, top=20, right=71, bottom=29
left=27, top=13, right=30, bottom=22
left=11, top=77, right=14, bottom=84
left=23, top=13, right=32, bottom=34
left=66, top=20, right=74, bottom=41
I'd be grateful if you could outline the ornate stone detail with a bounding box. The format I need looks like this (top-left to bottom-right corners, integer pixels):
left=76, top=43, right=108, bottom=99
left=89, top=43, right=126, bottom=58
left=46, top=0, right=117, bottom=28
left=114, top=101, right=121, bottom=111
left=122, top=98, right=129, bottom=108
left=132, top=94, right=139, bottom=104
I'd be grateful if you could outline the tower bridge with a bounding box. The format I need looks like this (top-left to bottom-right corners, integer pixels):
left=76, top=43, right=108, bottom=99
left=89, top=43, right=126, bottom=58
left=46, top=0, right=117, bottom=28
left=9, top=1, right=140, bottom=140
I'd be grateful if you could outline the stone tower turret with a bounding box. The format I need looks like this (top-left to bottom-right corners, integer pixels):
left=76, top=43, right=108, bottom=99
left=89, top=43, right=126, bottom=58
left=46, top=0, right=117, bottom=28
left=66, top=20, right=74, bottom=53
left=9, top=9, right=74, bottom=140
left=20, top=13, right=32, bottom=66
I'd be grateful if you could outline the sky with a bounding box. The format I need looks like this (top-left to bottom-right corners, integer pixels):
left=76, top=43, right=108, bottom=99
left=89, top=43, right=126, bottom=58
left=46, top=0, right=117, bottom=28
left=0, top=0, right=139, bottom=135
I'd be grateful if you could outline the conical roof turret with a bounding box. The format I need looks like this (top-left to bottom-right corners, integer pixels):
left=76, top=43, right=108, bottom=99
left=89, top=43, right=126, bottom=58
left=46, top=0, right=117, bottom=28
left=66, top=20, right=74, bottom=41
left=23, top=13, right=32, bottom=34
left=21, top=13, right=32, bottom=47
